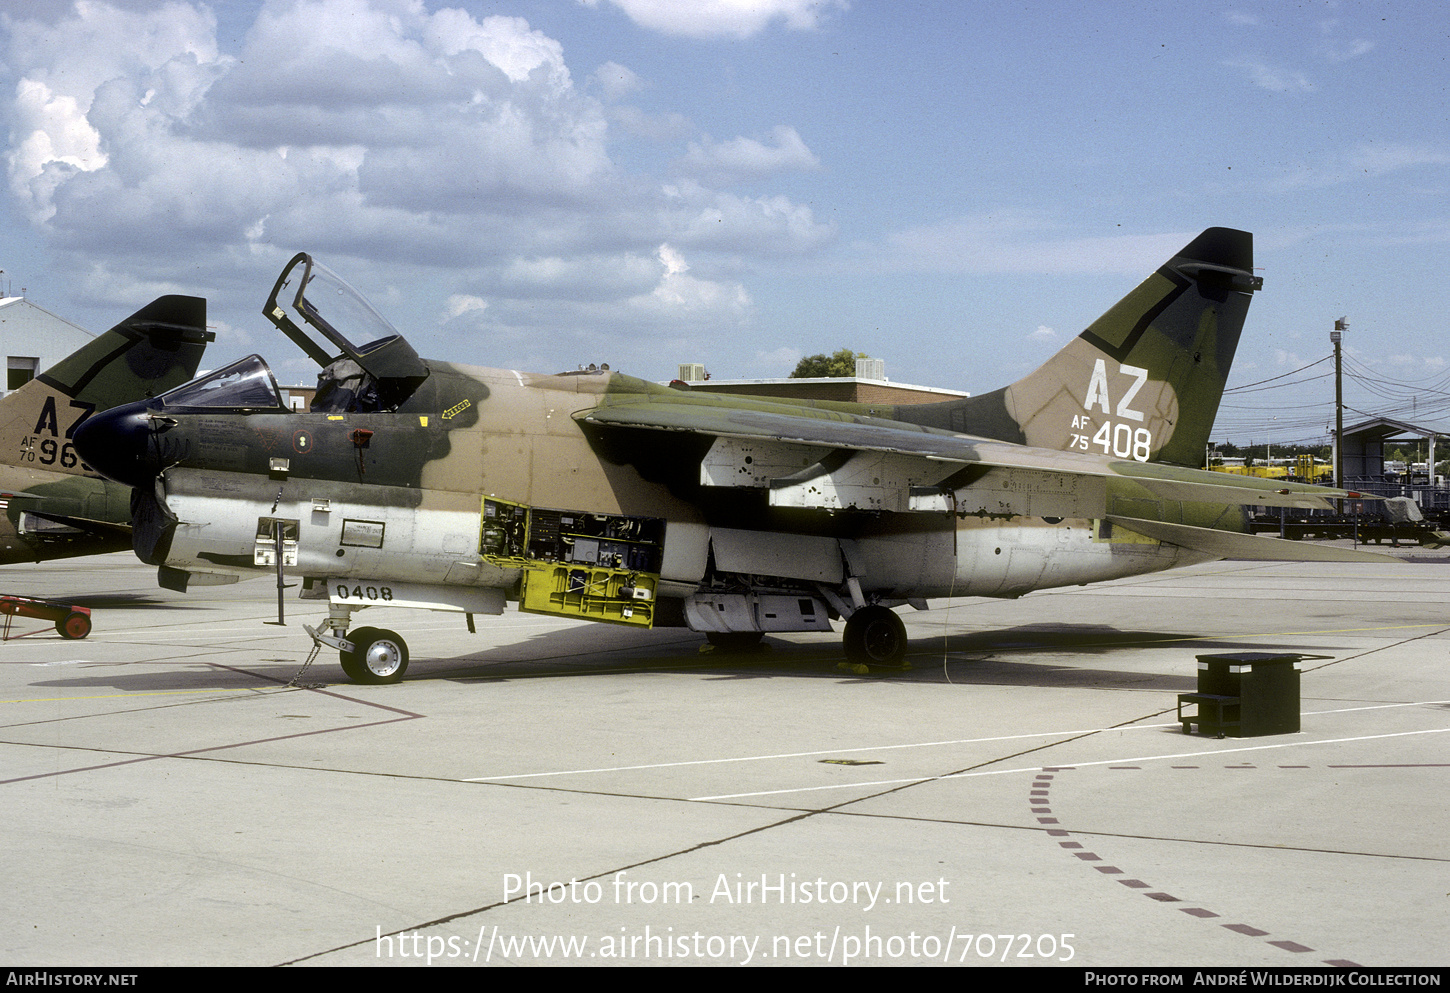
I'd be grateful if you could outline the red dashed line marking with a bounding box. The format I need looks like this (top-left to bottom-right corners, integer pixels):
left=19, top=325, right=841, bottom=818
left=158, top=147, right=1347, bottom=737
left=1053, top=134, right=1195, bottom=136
left=1030, top=766, right=1359, bottom=967
left=1224, top=924, right=1269, bottom=936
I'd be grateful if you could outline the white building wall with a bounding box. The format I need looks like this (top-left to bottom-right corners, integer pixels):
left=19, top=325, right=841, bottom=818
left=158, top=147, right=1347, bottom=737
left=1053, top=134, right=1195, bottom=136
left=0, top=297, right=94, bottom=397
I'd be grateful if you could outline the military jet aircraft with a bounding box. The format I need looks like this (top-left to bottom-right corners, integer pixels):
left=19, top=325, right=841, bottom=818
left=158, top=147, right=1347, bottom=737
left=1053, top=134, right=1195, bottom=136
left=0, top=297, right=211, bottom=564
left=74, top=228, right=1385, bottom=683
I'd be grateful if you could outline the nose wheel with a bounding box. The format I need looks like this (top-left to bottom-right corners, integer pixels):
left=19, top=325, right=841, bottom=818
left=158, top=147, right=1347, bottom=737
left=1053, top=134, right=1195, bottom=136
left=339, top=626, right=409, bottom=684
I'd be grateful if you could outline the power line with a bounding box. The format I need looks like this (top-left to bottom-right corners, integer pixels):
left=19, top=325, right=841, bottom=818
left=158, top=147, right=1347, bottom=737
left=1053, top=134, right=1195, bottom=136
left=1223, top=355, right=1332, bottom=393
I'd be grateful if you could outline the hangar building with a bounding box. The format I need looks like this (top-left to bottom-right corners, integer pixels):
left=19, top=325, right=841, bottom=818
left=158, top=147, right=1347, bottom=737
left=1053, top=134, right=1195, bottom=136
left=0, top=295, right=93, bottom=397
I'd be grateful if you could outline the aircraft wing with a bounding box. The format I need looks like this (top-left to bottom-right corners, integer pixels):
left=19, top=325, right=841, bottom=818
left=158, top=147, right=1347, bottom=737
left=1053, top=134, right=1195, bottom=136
left=576, top=398, right=1362, bottom=513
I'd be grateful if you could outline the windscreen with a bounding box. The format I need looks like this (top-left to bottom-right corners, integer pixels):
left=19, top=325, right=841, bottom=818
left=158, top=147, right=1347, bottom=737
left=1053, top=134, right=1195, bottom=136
left=159, top=355, right=288, bottom=411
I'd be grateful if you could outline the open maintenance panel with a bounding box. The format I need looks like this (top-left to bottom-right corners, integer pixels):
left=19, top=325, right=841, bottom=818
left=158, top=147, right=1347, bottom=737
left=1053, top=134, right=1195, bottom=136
left=481, top=499, right=664, bottom=626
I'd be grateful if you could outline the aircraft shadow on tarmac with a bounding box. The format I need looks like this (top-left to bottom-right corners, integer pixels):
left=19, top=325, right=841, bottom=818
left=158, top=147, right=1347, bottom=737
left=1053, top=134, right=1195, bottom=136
left=419, top=621, right=1316, bottom=694
left=21, top=620, right=1352, bottom=696
left=55, top=593, right=208, bottom=610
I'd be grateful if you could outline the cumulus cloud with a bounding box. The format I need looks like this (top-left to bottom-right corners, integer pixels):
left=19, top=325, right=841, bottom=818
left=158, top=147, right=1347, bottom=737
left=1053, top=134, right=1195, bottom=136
left=631, top=242, right=751, bottom=317
left=592, top=60, right=644, bottom=101
left=442, top=294, right=489, bottom=321
left=579, top=0, right=847, bottom=40
left=661, top=181, right=835, bottom=253
left=4, top=0, right=617, bottom=262
left=7, top=79, right=108, bottom=221
left=0, top=0, right=831, bottom=357
left=679, top=125, right=820, bottom=183
left=5, top=1, right=230, bottom=223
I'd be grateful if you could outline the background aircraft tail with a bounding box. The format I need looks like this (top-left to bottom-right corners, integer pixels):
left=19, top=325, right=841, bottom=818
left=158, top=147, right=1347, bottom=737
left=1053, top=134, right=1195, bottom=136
left=0, top=295, right=212, bottom=478
left=897, top=228, right=1260, bottom=467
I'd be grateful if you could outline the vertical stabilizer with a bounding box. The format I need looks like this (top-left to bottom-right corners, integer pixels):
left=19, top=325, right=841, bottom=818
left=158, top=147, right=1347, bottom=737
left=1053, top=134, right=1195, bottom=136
left=0, top=296, right=212, bottom=479
left=898, top=228, right=1260, bottom=466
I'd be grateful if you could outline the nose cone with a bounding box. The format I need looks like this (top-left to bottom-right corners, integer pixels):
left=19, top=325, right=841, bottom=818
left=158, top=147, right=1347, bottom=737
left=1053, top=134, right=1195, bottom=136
left=74, top=400, right=165, bottom=488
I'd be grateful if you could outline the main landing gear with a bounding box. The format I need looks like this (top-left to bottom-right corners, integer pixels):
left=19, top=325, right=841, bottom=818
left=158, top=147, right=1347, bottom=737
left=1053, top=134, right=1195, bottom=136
left=305, top=607, right=409, bottom=684
left=842, top=605, right=908, bottom=667
left=701, top=604, right=911, bottom=669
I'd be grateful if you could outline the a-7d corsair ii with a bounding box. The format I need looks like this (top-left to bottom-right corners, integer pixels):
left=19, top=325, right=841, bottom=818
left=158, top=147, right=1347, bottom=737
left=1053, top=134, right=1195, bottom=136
left=75, top=229, right=1383, bottom=683
left=0, top=296, right=211, bottom=566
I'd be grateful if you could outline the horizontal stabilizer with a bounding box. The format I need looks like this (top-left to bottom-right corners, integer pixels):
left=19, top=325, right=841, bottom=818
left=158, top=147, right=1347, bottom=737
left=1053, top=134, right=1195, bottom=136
left=1111, top=462, right=1370, bottom=511
left=1107, top=516, right=1401, bottom=563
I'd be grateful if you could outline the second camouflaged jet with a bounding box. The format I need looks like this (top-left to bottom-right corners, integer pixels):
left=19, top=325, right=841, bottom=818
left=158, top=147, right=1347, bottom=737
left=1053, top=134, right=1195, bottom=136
left=75, top=228, right=1386, bottom=683
left=0, top=297, right=211, bottom=564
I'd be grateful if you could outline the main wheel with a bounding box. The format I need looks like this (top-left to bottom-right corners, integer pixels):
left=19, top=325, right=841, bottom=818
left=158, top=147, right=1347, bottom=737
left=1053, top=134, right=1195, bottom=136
left=843, top=605, right=907, bottom=667
left=340, top=626, right=409, bottom=684
left=56, top=611, right=91, bottom=640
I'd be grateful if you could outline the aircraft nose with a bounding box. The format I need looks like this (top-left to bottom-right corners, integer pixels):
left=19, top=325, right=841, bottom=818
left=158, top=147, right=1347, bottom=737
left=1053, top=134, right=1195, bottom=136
left=73, top=400, right=168, bottom=488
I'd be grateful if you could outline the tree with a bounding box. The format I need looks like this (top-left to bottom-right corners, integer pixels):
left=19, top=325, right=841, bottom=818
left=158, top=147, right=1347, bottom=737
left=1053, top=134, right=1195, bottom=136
left=790, top=348, right=868, bottom=379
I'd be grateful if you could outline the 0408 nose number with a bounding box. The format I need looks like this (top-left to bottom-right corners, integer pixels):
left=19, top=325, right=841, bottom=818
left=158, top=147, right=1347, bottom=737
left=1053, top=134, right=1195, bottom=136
left=336, top=585, right=394, bottom=602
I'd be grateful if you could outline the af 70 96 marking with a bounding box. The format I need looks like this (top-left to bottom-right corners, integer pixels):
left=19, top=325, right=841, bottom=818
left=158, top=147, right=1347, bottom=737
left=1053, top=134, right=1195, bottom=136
left=0, top=296, right=210, bottom=566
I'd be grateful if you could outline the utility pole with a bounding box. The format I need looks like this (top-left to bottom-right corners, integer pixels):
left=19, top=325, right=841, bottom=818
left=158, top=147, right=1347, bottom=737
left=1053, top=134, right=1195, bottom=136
left=1331, top=318, right=1346, bottom=488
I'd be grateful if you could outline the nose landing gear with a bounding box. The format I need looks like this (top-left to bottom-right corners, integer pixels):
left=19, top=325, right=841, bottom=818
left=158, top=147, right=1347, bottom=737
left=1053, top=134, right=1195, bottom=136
left=304, top=605, right=409, bottom=684
left=338, top=626, right=409, bottom=684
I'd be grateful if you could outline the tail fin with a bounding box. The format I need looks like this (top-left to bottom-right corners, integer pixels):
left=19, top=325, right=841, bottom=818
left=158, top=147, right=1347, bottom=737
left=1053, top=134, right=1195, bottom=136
left=0, top=296, right=212, bottom=478
left=897, top=228, right=1260, bottom=466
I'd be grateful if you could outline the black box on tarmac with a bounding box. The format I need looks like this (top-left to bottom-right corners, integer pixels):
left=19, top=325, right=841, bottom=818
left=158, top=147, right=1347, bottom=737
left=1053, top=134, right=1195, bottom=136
left=1177, top=652, right=1305, bottom=737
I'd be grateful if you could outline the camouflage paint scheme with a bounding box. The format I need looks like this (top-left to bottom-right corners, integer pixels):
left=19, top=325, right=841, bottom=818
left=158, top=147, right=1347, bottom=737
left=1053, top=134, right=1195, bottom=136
left=0, top=297, right=211, bottom=564
left=74, top=230, right=1389, bottom=683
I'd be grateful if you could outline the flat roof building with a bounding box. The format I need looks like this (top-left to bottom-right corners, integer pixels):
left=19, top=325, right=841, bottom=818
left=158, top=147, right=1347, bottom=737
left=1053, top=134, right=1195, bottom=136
left=669, top=358, right=968, bottom=406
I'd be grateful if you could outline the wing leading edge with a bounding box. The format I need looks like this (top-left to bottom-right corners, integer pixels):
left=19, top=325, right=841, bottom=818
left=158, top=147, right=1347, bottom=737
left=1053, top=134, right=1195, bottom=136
left=575, top=398, right=1365, bottom=513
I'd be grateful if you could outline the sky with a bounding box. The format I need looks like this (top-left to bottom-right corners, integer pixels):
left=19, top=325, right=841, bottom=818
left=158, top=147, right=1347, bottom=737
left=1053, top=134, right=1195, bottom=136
left=1, top=0, right=1446, bottom=447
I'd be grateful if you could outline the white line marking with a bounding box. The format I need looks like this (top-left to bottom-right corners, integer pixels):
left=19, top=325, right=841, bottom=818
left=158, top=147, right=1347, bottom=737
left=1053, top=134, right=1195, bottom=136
left=464, top=700, right=1450, bottom=784
left=465, top=727, right=1164, bottom=782
left=689, top=726, right=1450, bottom=801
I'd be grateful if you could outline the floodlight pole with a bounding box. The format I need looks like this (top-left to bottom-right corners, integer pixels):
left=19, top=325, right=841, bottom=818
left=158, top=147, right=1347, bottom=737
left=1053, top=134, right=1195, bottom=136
left=1331, top=319, right=1346, bottom=489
